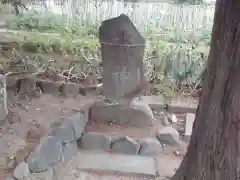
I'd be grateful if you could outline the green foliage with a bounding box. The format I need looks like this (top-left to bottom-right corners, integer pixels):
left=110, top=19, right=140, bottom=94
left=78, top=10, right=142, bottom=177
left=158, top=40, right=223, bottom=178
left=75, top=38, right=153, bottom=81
left=7, top=10, right=99, bottom=35
left=5, top=11, right=211, bottom=98
left=7, top=31, right=100, bottom=55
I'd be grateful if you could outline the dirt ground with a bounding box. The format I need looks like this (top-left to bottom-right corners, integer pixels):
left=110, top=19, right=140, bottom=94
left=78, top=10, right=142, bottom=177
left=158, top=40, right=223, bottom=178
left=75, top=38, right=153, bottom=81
left=0, top=92, right=95, bottom=174
left=0, top=91, right=188, bottom=179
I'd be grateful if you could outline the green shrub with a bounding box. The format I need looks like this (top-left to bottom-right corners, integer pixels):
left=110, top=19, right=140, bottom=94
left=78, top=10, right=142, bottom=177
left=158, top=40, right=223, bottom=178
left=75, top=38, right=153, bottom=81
left=5, top=10, right=211, bottom=97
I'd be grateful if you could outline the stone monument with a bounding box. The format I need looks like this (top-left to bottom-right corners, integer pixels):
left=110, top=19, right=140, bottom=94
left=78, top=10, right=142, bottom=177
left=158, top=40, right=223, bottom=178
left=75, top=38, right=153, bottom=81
left=89, top=14, right=155, bottom=127
left=99, top=14, right=145, bottom=102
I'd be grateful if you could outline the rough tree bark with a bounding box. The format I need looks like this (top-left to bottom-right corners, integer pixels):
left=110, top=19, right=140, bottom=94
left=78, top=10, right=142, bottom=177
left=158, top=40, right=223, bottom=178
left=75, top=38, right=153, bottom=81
left=171, top=0, right=240, bottom=180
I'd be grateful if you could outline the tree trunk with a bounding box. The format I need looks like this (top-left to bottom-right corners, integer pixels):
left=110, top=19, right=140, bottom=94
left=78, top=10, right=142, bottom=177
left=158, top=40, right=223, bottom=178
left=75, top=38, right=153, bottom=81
left=172, top=1, right=240, bottom=180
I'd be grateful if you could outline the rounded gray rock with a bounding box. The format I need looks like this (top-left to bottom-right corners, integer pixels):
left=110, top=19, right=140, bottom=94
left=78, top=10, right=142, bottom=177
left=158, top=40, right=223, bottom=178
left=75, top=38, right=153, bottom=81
left=80, top=132, right=112, bottom=151
left=139, top=138, right=162, bottom=156
left=52, top=112, right=88, bottom=143
left=27, top=136, right=63, bottom=173
left=13, top=162, right=30, bottom=180
left=156, top=126, right=181, bottom=146
left=111, top=136, right=140, bottom=154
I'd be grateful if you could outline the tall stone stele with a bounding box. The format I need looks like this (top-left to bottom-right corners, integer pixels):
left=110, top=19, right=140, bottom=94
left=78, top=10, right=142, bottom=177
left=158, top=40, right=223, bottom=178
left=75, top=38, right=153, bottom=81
left=99, top=14, right=146, bottom=102
left=89, top=14, right=155, bottom=128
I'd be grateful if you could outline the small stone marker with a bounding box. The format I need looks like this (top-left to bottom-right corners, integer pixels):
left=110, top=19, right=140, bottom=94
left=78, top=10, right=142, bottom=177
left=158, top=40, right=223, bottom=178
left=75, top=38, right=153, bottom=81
left=0, top=75, right=8, bottom=124
left=185, top=113, right=195, bottom=136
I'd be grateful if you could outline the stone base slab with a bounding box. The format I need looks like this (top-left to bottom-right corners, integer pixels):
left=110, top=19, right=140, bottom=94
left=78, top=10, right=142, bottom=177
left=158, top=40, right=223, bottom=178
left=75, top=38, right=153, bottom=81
left=90, top=100, right=155, bottom=127
left=75, top=151, right=157, bottom=177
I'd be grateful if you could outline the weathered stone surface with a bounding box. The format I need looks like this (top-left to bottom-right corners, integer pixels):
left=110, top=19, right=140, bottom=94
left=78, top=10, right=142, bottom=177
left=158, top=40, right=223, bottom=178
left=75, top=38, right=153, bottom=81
left=0, top=75, right=8, bottom=123
left=185, top=113, right=195, bottom=136
left=60, top=83, right=80, bottom=97
left=72, top=151, right=157, bottom=176
left=79, top=107, right=90, bottom=123
left=139, top=138, right=162, bottom=156
left=79, top=132, right=112, bottom=151
left=111, top=136, right=140, bottom=154
left=129, top=101, right=155, bottom=125
left=53, top=168, right=93, bottom=180
left=52, top=122, right=75, bottom=143
left=52, top=112, right=87, bottom=142
left=156, top=126, right=181, bottom=146
left=38, top=80, right=62, bottom=95
left=90, top=100, right=155, bottom=127
left=60, top=142, right=79, bottom=163
left=13, top=162, right=30, bottom=180
left=18, top=77, right=37, bottom=96
left=6, top=75, right=18, bottom=90
left=99, top=14, right=145, bottom=102
left=68, top=112, right=88, bottom=139
left=27, top=136, right=62, bottom=173
left=31, top=167, right=54, bottom=180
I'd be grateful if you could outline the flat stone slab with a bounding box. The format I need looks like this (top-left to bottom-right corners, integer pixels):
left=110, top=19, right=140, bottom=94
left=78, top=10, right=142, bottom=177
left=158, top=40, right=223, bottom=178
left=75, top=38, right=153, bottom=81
left=185, top=113, right=195, bottom=136
left=90, top=100, right=155, bottom=127
left=76, top=151, right=157, bottom=176
left=136, top=96, right=197, bottom=113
